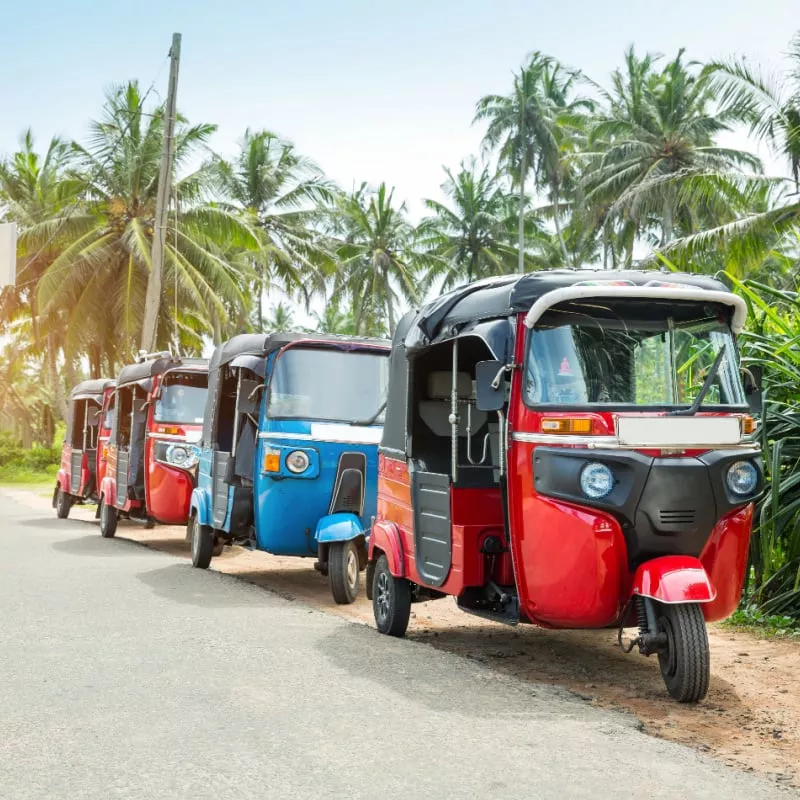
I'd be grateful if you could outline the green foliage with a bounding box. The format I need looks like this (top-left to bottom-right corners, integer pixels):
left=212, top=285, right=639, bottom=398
left=0, top=431, right=60, bottom=483
left=724, top=604, right=800, bottom=638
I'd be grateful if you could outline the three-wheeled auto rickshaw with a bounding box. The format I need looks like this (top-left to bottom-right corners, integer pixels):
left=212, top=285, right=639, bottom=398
left=367, top=270, right=764, bottom=702
left=98, top=352, right=209, bottom=537
left=53, top=379, right=116, bottom=518
left=189, top=332, right=390, bottom=603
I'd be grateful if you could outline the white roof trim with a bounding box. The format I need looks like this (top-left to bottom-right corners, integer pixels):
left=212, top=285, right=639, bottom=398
left=523, top=286, right=748, bottom=334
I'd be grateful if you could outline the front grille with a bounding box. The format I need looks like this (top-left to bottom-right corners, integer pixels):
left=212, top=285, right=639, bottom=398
left=659, top=509, right=697, bottom=526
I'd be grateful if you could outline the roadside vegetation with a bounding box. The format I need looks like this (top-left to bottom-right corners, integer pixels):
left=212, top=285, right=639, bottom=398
left=2, top=34, right=800, bottom=623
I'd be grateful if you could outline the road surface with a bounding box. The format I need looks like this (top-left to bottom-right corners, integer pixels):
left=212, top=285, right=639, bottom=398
left=0, top=492, right=793, bottom=799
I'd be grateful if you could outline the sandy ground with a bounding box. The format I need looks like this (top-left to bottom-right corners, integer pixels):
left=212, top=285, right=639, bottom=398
left=8, top=487, right=800, bottom=789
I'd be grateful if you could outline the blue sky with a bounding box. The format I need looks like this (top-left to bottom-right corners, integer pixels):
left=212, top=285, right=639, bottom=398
left=1, top=0, right=797, bottom=222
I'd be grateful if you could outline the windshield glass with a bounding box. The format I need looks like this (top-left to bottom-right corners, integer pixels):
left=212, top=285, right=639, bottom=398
left=269, top=347, right=389, bottom=423
left=524, top=300, right=746, bottom=409
left=154, top=372, right=208, bottom=424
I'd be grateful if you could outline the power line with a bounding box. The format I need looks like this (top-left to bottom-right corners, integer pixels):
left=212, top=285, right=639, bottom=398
left=11, top=55, right=171, bottom=291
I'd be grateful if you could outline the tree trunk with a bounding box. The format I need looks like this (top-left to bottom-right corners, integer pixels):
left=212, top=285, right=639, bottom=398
left=518, top=149, right=527, bottom=273
left=662, top=193, right=675, bottom=246
left=383, top=267, right=396, bottom=336
left=46, top=337, right=67, bottom=420
left=552, top=182, right=569, bottom=265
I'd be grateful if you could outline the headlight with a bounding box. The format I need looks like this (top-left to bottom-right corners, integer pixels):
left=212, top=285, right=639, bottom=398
left=155, top=441, right=200, bottom=470
left=285, top=450, right=310, bottom=474
left=726, top=460, right=758, bottom=495
left=580, top=462, right=615, bottom=500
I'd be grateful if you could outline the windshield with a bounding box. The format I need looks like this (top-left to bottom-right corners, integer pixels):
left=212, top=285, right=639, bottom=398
left=268, top=347, right=389, bottom=424
left=154, top=372, right=208, bottom=424
left=524, top=300, right=746, bottom=409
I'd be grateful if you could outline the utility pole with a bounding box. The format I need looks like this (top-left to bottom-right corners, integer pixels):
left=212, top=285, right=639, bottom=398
left=141, top=32, right=182, bottom=354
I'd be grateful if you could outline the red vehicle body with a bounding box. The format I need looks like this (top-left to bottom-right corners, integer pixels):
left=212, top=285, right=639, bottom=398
left=53, top=379, right=116, bottom=519
left=367, top=270, right=764, bottom=702
left=98, top=353, right=209, bottom=538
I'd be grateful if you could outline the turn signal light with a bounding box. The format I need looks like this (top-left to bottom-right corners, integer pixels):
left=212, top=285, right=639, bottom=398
left=742, top=416, right=756, bottom=435
left=159, top=425, right=184, bottom=436
left=263, top=450, right=281, bottom=473
left=541, top=417, right=593, bottom=434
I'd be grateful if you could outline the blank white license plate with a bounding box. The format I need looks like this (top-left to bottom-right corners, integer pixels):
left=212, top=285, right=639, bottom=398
left=616, top=416, right=740, bottom=446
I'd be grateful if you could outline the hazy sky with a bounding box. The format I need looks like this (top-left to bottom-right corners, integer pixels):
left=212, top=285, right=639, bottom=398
left=2, top=0, right=797, bottom=222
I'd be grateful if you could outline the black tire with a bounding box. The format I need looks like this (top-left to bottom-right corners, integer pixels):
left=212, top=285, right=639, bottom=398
left=329, top=540, right=360, bottom=605
left=190, top=515, right=215, bottom=569
left=372, top=554, right=411, bottom=637
left=144, top=517, right=156, bottom=530
left=99, top=496, right=118, bottom=538
left=657, top=602, right=710, bottom=703
left=212, top=539, right=225, bottom=557
left=55, top=486, right=71, bottom=519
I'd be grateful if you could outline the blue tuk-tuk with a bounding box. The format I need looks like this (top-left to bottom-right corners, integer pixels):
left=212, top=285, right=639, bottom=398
left=188, top=332, right=391, bottom=603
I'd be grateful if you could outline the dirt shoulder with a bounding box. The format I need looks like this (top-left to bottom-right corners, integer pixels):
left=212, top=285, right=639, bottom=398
left=8, top=486, right=799, bottom=789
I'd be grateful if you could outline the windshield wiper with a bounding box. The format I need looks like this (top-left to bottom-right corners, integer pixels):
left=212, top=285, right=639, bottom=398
left=349, top=400, right=387, bottom=426
left=668, top=344, right=727, bottom=417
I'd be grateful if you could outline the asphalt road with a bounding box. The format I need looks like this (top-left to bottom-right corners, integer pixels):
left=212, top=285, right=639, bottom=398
left=0, top=492, right=793, bottom=800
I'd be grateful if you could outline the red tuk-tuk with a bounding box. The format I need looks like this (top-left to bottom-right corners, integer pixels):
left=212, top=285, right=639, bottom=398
left=53, top=379, right=116, bottom=518
left=98, top=352, right=209, bottom=537
left=367, top=270, right=763, bottom=702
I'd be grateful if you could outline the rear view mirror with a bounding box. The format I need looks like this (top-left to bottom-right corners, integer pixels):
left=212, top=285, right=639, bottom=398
left=237, top=380, right=261, bottom=415
left=475, top=360, right=506, bottom=412
left=743, top=365, right=763, bottom=416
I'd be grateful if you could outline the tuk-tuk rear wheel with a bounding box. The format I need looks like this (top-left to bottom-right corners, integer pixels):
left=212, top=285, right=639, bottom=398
left=372, top=554, right=411, bottom=637
left=329, top=541, right=360, bottom=605
left=99, top=497, right=117, bottom=538
left=656, top=602, right=710, bottom=703
left=55, top=486, right=71, bottom=519
left=190, top=515, right=215, bottom=569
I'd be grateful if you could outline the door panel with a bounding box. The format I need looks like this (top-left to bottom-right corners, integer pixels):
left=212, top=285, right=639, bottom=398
left=411, top=466, right=452, bottom=587
left=212, top=451, right=232, bottom=529
left=116, top=450, right=130, bottom=507
left=70, top=450, right=83, bottom=494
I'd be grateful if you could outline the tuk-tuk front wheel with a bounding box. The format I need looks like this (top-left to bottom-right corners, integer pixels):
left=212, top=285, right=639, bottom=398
left=99, top=497, right=118, bottom=538
left=190, top=515, right=215, bottom=570
left=55, top=486, right=71, bottom=519
left=656, top=602, right=710, bottom=703
left=329, top=540, right=360, bottom=605
left=372, top=554, right=411, bottom=637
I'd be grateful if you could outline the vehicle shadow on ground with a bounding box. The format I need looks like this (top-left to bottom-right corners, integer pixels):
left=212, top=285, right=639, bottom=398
left=315, top=623, right=586, bottom=720
left=51, top=534, right=145, bottom=556
left=136, top=563, right=277, bottom=608
left=406, top=625, right=743, bottom=714
left=19, top=516, right=97, bottom=531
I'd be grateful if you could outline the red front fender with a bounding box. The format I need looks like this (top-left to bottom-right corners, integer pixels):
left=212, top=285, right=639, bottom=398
left=631, top=555, right=717, bottom=604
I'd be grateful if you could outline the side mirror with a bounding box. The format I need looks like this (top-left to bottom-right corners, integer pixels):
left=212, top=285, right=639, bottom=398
left=475, top=360, right=506, bottom=412
left=743, top=365, right=763, bottom=416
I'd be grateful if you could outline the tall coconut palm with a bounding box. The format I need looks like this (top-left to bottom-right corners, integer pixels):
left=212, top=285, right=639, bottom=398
left=706, top=32, right=800, bottom=189
left=583, top=48, right=761, bottom=263
left=332, top=183, right=421, bottom=335
left=212, top=129, right=334, bottom=331
left=30, top=81, right=258, bottom=367
left=417, top=159, right=539, bottom=287
left=475, top=52, right=592, bottom=266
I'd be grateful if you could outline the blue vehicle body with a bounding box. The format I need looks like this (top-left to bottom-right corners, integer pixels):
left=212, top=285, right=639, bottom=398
left=189, top=333, right=389, bottom=600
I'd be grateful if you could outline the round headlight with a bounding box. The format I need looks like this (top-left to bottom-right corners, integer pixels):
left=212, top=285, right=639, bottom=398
left=285, top=450, right=310, bottom=474
left=726, top=460, right=758, bottom=496
left=580, top=462, right=615, bottom=500
left=165, top=444, right=199, bottom=470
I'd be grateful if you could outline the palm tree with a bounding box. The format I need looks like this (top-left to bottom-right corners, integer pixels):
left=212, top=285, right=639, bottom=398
left=263, top=301, right=297, bottom=332
left=417, top=159, right=522, bottom=288
left=212, top=129, right=334, bottom=331
left=312, top=298, right=361, bottom=336
left=30, top=81, right=257, bottom=369
left=582, top=48, right=762, bottom=263
left=706, top=32, right=800, bottom=189
left=475, top=52, right=592, bottom=266
left=332, top=183, right=421, bottom=335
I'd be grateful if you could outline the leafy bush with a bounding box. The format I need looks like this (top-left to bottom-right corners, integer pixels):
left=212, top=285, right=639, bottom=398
left=728, top=275, right=800, bottom=620
left=0, top=431, right=60, bottom=482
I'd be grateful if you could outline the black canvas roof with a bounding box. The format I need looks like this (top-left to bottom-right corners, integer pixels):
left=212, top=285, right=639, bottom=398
left=403, top=269, right=732, bottom=352
left=116, top=356, right=208, bottom=388
left=70, top=378, right=115, bottom=399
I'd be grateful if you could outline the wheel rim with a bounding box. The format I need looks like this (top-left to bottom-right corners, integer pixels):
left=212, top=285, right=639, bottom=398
left=346, top=547, right=358, bottom=589
left=376, top=571, right=390, bottom=622
left=191, top=519, right=199, bottom=560
left=658, top=615, right=678, bottom=678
